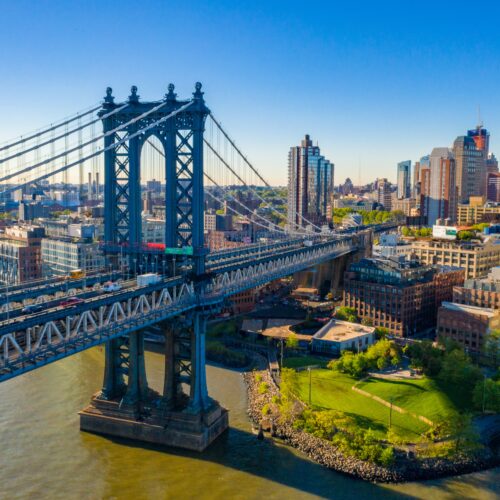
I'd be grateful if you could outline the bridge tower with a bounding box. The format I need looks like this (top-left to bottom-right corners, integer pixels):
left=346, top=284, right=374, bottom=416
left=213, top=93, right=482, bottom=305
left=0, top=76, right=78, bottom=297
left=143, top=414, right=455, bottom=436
left=80, top=84, right=228, bottom=451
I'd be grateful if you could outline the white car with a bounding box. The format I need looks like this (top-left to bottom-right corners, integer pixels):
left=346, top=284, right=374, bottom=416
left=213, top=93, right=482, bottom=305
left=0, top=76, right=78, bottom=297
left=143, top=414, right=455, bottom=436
left=103, top=282, right=122, bottom=293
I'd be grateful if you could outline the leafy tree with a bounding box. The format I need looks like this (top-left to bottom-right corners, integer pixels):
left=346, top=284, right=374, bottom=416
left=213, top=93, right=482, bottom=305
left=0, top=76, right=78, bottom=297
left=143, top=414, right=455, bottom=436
left=335, top=306, right=359, bottom=323
left=472, top=378, right=500, bottom=413
left=401, top=226, right=412, bottom=237
left=484, top=330, right=500, bottom=368
left=286, top=333, right=299, bottom=350
left=361, top=317, right=373, bottom=327
left=374, top=327, right=389, bottom=339
left=441, top=413, right=477, bottom=453
left=457, top=230, right=474, bottom=241
left=406, top=341, right=443, bottom=376
left=439, top=349, right=481, bottom=388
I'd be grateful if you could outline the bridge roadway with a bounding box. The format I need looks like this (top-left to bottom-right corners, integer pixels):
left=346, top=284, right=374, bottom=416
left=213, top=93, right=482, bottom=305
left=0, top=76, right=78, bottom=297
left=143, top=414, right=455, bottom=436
left=0, top=235, right=359, bottom=382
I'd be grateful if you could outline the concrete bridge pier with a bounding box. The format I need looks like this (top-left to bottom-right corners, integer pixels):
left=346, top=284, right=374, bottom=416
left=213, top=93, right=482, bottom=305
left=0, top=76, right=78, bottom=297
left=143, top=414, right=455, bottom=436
left=79, top=311, right=228, bottom=452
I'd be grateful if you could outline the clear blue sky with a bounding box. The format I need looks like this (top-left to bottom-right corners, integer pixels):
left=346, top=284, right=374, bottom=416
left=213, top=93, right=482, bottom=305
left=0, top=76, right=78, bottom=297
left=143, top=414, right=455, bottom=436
left=1, top=0, right=499, bottom=185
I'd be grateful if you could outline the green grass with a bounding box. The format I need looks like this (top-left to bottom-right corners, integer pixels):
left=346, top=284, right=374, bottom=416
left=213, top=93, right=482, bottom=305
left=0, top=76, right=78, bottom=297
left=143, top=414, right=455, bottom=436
left=295, top=369, right=428, bottom=441
left=356, top=376, right=470, bottom=423
left=283, top=356, right=329, bottom=369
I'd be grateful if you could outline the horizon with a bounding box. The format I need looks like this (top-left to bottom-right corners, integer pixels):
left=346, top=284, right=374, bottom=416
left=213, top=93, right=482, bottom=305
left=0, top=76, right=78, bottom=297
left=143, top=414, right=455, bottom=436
left=1, top=1, right=499, bottom=186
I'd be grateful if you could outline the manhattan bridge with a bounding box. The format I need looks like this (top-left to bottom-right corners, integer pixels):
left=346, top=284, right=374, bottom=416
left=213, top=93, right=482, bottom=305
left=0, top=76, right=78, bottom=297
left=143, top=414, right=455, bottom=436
left=0, top=83, right=380, bottom=450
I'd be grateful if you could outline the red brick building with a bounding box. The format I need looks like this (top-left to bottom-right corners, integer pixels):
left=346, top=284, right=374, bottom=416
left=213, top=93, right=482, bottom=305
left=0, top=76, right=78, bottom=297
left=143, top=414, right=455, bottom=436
left=437, top=302, right=499, bottom=354
left=343, top=256, right=464, bottom=337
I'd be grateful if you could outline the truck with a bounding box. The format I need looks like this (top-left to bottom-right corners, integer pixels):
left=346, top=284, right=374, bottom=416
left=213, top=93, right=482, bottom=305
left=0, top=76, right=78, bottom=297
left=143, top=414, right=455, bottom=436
left=303, top=240, right=313, bottom=247
left=136, top=273, right=161, bottom=287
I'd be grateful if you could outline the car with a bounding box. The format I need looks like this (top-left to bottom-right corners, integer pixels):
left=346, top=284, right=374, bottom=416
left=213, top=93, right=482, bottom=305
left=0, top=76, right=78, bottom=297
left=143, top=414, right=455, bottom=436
left=103, top=282, right=122, bottom=293
left=60, top=297, right=84, bottom=307
left=22, top=304, right=46, bottom=314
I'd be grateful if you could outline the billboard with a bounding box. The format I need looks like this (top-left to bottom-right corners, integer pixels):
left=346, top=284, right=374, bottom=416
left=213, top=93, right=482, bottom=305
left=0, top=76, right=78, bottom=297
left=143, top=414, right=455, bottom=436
left=432, top=225, right=457, bottom=240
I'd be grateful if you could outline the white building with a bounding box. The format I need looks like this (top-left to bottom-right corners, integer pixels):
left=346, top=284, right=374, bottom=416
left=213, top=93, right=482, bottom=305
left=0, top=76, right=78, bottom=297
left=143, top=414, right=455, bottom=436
left=311, top=319, right=375, bottom=355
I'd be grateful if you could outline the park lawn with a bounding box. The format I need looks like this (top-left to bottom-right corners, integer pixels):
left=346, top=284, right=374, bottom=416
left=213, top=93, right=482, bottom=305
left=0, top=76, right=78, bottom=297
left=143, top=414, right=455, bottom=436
left=356, top=376, right=470, bottom=424
left=283, top=356, right=329, bottom=369
left=295, top=369, right=428, bottom=442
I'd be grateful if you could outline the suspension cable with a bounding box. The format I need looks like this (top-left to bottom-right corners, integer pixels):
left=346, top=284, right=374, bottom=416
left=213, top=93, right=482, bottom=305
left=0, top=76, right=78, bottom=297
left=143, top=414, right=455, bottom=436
left=208, top=113, right=323, bottom=231
left=0, top=100, right=169, bottom=185
left=0, top=104, right=101, bottom=153
left=0, top=101, right=194, bottom=196
left=0, top=103, right=128, bottom=165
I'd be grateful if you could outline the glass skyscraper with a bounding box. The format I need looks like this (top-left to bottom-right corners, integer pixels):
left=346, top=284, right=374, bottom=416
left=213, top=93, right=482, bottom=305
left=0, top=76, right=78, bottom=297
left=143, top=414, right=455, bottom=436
left=287, top=134, right=334, bottom=229
left=396, top=160, right=411, bottom=199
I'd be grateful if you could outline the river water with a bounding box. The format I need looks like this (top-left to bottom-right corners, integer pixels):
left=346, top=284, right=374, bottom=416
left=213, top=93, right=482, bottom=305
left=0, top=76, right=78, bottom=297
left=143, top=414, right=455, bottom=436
left=0, top=348, right=498, bottom=500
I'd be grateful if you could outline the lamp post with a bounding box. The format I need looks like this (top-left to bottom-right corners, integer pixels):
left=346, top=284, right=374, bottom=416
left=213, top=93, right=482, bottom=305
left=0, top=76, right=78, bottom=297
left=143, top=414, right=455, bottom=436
left=308, top=366, right=312, bottom=405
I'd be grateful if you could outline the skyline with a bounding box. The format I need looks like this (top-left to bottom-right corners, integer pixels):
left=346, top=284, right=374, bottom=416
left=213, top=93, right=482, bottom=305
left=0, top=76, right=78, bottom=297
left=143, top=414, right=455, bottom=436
left=1, top=1, right=500, bottom=185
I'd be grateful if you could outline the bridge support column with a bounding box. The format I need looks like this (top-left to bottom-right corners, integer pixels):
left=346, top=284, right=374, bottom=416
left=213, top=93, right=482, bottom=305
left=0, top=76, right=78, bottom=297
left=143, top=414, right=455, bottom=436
left=187, top=311, right=211, bottom=412
left=101, top=338, right=127, bottom=400
left=121, top=331, right=149, bottom=407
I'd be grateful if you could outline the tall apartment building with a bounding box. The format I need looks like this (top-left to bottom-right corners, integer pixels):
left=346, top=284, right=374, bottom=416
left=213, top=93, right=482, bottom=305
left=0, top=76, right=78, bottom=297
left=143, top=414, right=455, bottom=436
left=0, top=226, right=45, bottom=284
left=287, top=134, right=334, bottom=229
left=419, top=156, right=431, bottom=219
left=453, top=135, right=485, bottom=203
left=409, top=239, right=500, bottom=279
left=426, top=148, right=457, bottom=225
left=413, top=160, right=421, bottom=198
left=343, top=256, right=464, bottom=336
left=376, top=178, right=392, bottom=210
left=397, top=161, right=411, bottom=199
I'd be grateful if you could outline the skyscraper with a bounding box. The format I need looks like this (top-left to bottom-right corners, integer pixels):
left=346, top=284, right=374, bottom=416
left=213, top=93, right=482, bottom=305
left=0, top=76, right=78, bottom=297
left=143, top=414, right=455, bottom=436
left=396, top=160, right=411, bottom=199
left=426, top=147, right=457, bottom=225
left=453, top=135, right=485, bottom=203
left=287, top=134, right=334, bottom=229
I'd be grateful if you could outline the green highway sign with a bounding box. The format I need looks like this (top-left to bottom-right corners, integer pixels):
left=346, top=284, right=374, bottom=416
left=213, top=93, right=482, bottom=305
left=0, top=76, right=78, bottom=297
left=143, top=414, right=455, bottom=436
left=165, top=246, right=194, bottom=256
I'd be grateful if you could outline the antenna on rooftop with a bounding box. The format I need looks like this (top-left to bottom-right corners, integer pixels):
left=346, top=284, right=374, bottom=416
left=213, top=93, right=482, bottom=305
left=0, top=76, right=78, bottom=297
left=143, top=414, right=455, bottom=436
left=477, top=105, right=483, bottom=129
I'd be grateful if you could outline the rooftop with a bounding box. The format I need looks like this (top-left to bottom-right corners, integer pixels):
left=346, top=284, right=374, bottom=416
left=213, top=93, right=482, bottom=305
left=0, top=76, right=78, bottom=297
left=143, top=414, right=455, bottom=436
left=313, top=319, right=375, bottom=342
left=441, top=301, right=497, bottom=318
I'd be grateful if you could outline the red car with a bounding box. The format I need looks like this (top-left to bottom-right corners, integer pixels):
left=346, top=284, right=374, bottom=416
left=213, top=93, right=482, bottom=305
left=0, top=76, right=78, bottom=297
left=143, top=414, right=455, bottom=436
left=60, top=297, right=84, bottom=307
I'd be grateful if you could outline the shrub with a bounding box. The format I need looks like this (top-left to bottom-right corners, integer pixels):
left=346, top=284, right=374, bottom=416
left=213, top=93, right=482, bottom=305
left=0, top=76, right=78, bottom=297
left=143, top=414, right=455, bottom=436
left=254, top=373, right=263, bottom=383
left=379, top=446, right=395, bottom=467
left=258, top=382, right=269, bottom=394
left=262, top=403, right=271, bottom=416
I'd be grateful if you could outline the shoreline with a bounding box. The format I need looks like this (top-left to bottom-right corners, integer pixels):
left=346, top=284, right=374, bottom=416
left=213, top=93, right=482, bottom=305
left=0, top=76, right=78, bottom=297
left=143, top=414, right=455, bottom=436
left=243, top=368, right=500, bottom=484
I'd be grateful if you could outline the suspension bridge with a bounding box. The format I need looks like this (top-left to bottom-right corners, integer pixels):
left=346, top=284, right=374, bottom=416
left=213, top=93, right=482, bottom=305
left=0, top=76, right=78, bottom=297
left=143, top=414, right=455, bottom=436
left=0, top=83, right=381, bottom=450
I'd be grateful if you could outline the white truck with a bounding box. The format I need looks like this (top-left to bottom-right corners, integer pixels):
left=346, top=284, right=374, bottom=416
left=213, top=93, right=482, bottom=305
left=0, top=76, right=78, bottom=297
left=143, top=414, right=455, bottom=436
left=137, top=273, right=161, bottom=286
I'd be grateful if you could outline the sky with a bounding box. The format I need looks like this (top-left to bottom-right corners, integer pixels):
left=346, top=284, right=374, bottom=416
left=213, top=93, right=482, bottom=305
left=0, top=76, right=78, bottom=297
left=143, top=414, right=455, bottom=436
left=0, top=0, right=500, bottom=185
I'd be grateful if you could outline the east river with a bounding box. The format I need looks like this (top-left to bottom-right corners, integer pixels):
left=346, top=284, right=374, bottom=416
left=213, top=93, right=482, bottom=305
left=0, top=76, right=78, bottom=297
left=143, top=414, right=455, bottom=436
left=0, top=348, right=499, bottom=499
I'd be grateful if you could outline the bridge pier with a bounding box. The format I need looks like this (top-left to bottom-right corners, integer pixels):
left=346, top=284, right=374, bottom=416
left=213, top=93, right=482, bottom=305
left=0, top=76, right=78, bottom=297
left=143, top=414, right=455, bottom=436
left=79, top=311, right=228, bottom=452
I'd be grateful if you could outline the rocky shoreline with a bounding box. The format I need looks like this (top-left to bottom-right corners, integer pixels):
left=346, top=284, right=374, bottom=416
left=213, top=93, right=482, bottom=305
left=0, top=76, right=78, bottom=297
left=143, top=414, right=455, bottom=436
left=243, top=368, right=500, bottom=483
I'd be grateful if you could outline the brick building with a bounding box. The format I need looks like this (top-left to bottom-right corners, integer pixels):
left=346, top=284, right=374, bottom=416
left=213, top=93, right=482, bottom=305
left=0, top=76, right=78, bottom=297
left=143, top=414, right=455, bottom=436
left=343, top=256, right=464, bottom=337
left=0, top=225, right=45, bottom=284
left=453, top=267, right=500, bottom=310
left=437, top=302, right=499, bottom=354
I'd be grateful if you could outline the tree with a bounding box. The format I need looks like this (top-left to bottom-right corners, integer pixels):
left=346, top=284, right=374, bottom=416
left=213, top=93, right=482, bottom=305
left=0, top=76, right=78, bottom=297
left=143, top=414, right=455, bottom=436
left=374, top=327, right=389, bottom=339
left=361, top=317, right=373, bottom=327
left=442, top=413, right=477, bottom=453
left=335, top=306, right=359, bottom=323
left=472, top=378, right=500, bottom=413
left=286, top=333, right=299, bottom=350
left=484, top=330, right=500, bottom=368
left=401, top=226, right=412, bottom=237
left=406, top=340, right=443, bottom=376
left=439, top=349, right=481, bottom=388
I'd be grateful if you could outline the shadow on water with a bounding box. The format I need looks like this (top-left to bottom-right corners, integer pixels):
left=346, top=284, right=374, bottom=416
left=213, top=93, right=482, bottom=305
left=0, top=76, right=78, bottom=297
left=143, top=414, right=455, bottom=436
left=83, top=425, right=418, bottom=500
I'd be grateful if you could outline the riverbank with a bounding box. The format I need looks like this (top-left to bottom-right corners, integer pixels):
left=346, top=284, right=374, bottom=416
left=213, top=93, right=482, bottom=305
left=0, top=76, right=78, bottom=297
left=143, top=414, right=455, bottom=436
left=244, top=368, right=500, bottom=483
